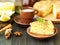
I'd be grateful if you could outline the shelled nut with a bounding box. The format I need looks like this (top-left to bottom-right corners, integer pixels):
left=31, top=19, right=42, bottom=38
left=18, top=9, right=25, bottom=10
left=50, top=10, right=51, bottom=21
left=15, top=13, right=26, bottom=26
left=14, top=31, right=22, bottom=37
left=5, top=28, right=12, bottom=39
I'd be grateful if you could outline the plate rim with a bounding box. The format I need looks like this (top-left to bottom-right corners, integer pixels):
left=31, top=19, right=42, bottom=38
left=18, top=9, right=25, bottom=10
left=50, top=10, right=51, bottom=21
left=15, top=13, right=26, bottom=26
left=14, top=15, right=30, bottom=25
left=27, top=27, right=57, bottom=39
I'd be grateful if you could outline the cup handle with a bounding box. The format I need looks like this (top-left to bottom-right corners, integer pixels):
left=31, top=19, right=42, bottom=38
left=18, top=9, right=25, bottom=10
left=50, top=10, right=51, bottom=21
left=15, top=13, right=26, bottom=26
left=34, top=10, right=38, bottom=14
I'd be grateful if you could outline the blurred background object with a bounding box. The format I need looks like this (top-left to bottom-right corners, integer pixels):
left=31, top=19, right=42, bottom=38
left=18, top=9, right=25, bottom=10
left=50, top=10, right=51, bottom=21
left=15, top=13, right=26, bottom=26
left=15, top=0, right=39, bottom=14
left=0, top=0, right=15, bottom=22
left=21, top=0, right=38, bottom=7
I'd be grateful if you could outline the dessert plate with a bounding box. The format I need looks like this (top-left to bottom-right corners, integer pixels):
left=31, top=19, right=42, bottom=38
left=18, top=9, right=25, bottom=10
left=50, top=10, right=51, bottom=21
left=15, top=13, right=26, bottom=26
left=14, top=15, right=30, bottom=25
left=27, top=27, right=57, bottom=39
left=41, top=14, right=60, bottom=23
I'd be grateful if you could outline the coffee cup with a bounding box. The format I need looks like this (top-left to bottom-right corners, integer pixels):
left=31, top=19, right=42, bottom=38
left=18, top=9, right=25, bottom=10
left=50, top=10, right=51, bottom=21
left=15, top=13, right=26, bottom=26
left=20, top=7, right=34, bottom=24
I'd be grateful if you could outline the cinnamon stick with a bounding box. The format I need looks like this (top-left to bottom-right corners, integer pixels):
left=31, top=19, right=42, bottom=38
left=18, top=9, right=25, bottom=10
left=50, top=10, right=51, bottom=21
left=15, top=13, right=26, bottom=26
left=0, top=24, right=12, bottom=33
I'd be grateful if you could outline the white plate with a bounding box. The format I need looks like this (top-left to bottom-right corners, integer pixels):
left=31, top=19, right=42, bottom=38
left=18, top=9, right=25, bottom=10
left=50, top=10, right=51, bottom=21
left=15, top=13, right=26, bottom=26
left=35, top=14, right=60, bottom=23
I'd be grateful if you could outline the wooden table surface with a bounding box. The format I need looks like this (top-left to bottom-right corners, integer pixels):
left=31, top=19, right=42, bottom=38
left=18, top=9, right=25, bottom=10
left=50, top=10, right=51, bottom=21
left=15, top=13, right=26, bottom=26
left=0, top=22, right=60, bottom=45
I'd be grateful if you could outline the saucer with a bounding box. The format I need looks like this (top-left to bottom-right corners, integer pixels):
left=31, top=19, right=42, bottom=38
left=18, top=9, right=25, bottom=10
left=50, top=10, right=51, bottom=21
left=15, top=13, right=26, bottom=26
left=14, top=15, right=34, bottom=25
left=27, top=27, right=57, bottom=39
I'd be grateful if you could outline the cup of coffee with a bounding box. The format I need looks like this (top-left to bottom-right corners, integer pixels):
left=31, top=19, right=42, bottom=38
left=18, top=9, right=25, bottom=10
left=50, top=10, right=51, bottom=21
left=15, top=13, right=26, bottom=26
left=20, top=7, right=34, bottom=24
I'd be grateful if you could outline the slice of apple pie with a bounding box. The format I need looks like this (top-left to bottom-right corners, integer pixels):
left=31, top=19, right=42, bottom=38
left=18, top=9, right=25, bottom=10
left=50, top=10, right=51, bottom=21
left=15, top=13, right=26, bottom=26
left=30, top=20, right=54, bottom=34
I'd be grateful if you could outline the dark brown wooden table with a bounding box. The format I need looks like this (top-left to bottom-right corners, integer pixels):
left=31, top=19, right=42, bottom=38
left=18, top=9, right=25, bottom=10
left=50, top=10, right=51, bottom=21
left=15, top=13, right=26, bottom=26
left=0, top=22, right=60, bottom=45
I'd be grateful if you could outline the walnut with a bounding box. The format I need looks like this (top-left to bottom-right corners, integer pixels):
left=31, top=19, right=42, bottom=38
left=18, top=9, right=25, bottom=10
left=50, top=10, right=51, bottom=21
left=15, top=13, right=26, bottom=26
left=5, top=33, right=11, bottom=39
left=14, top=31, right=22, bottom=37
left=5, top=28, right=12, bottom=39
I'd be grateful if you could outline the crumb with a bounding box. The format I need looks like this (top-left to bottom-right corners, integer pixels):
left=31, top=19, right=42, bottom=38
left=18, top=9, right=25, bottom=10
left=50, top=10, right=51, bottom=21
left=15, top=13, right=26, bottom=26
left=14, top=31, right=22, bottom=37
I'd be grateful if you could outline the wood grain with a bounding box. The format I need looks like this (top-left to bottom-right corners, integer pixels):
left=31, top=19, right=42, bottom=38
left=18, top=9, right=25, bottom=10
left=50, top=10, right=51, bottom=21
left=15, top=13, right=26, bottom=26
left=0, top=22, right=60, bottom=45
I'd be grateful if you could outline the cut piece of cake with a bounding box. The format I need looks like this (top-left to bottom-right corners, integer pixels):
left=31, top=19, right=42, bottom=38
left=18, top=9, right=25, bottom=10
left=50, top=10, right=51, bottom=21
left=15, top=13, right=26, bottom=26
left=30, top=20, right=54, bottom=34
left=33, top=1, right=53, bottom=17
left=53, top=1, right=60, bottom=19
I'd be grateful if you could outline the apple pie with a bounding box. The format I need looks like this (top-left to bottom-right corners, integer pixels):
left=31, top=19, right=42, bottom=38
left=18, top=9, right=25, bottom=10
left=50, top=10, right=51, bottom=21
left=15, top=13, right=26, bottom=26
left=33, top=1, right=53, bottom=17
left=53, top=1, right=60, bottom=19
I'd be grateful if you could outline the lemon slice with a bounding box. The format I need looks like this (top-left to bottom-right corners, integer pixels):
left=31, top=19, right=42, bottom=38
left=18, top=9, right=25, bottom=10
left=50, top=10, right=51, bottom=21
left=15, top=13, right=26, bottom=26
left=0, top=14, right=10, bottom=22
left=6, top=10, right=15, bottom=16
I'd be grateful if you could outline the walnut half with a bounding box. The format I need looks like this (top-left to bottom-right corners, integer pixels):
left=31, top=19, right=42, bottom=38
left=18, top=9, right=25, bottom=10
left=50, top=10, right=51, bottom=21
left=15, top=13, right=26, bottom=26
left=5, top=28, right=12, bottom=39
left=14, top=31, right=22, bottom=37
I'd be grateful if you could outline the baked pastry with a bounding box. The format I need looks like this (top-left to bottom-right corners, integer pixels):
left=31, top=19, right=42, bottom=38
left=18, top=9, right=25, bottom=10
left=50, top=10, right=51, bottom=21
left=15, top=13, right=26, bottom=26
left=53, top=1, right=60, bottom=19
left=33, top=1, right=53, bottom=17
left=30, top=20, right=54, bottom=34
